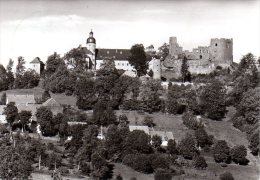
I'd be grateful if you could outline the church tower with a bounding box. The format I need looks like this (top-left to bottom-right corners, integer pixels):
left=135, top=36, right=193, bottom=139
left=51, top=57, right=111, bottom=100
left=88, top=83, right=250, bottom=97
left=86, top=30, right=96, bottom=69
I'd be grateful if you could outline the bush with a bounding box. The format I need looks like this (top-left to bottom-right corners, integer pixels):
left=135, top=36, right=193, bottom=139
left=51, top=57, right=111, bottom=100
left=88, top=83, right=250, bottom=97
left=193, top=156, right=207, bottom=169
left=219, top=172, right=234, bottom=180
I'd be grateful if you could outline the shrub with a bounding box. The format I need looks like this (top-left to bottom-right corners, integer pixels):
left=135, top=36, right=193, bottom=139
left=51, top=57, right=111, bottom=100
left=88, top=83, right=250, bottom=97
left=219, top=172, right=234, bottom=180
left=193, top=156, right=207, bottom=169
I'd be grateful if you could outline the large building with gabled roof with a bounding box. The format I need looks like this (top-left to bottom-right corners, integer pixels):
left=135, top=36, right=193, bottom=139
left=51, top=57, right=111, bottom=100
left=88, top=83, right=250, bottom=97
left=85, top=30, right=161, bottom=79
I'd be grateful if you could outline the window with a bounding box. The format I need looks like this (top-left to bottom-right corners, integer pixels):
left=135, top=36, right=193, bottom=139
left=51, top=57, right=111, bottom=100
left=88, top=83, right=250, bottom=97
left=200, top=55, right=202, bottom=59
left=215, top=43, right=218, bottom=46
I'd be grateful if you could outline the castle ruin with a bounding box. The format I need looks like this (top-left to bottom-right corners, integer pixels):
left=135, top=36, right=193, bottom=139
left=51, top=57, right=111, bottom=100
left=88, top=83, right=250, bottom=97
left=162, top=37, right=233, bottom=79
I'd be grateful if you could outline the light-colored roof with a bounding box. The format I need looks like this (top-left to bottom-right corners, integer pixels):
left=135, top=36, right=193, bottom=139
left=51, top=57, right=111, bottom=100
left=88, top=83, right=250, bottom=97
left=129, top=125, right=150, bottom=135
left=150, top=130, right=174, bottom=142
left=7, top=94, right=35, bottom=104
left=42, top=98, right=60, bottom=107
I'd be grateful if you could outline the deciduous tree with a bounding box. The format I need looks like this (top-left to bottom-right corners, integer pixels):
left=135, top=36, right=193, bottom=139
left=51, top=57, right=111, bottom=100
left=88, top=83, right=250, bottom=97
left=129, top=44, right=148, bottom=76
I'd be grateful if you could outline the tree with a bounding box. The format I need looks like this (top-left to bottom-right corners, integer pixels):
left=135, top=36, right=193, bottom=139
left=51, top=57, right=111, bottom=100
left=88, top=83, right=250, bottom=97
left=91, top=152, right=110, bottom=178
left=6, top=59, right=15, bottom=89
left=0, top=145, right=33, bottom=179
left=118, top=114, right=129, bottom=128
left=167, top=139, right=178, bottom=155
left=194, top=127, right=212, bottom=148
left=21, top=69, right=40, bottom=88
left=0, top=64, right=8, bottom=91
left=212, top=140, right=231, bottom=163
left=0, top=93, right=6, bottom=105
left=158, top=43, right=169, bottom=60
left=122, top=154, right=153, bottom=173
left=193, top=156, right=207, bottom=169
left=219, top=172, right=234, bottom=180
left=249, top=129, right=259, bottom=156
left=93, top=99, right=117, bottom=126
left=4, top=102, right=18, bottom=128
left=152, top=135, right=162, bottom=151
left=181, top=56, right=190, bottom=82
left=124, top=130, right=152, bottom=154
left=105, top=125, right=126, bottom=160
left=178, top=133, right=198, bottom=159
left=229, top=53, right=259, bottom=105
left=200, top=80, right=227, bottom=120
left=128, top=44, right=148, bottom=76
left=182, top=111, right=202, bottom=130
left=18, top=110, right=32, bottom=132
left=14, top=56, right=26, bottom=88
left=143, top=116, right=156, bottom=127
left=75, top=76, right=96, bottom=110
left=64, top=46, right=89, bottom=72
left=139, top=79, right=162, bottom=113
left=237, top=88, right=260, bottom=125
left=230, top=145, right=248, bottom=165
left=36, top=107, right=57, bottom=136
left=42, top=90, right=51, bottom=103
left=28, top=139, right=46, bottom=170
left=45, top=52, right=64, bottom=77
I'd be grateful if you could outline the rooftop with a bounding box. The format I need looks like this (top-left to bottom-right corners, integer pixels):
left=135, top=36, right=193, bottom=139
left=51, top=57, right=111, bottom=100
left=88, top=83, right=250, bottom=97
left=96, top=48, right=130, bottom=61
left=6, top=94, right=35, bottom=104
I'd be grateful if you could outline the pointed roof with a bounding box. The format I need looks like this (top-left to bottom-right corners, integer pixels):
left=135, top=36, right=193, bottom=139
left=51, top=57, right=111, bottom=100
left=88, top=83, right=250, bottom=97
left=30, top=57, right=44, bottom=64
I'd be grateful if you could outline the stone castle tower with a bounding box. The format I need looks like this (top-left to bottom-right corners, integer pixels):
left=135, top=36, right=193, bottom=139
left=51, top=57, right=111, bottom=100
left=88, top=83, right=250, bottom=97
left=209, top=38, right=233, bottom=66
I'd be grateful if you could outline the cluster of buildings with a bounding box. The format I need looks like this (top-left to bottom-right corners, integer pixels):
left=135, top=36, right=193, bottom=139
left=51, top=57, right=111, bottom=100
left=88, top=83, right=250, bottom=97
left=28, top=30, right=233, bottom=80
left=0, top=94, right=63, bottom=124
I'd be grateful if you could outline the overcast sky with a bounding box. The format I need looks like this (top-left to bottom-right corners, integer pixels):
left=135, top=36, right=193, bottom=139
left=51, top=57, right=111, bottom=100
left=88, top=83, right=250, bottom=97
left=0, top=0, right=259, bottom=66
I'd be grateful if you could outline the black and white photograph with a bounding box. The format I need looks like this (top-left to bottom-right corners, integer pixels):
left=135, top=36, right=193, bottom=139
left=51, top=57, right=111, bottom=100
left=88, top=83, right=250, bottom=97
left=0, top=0, right=259, bottom=179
